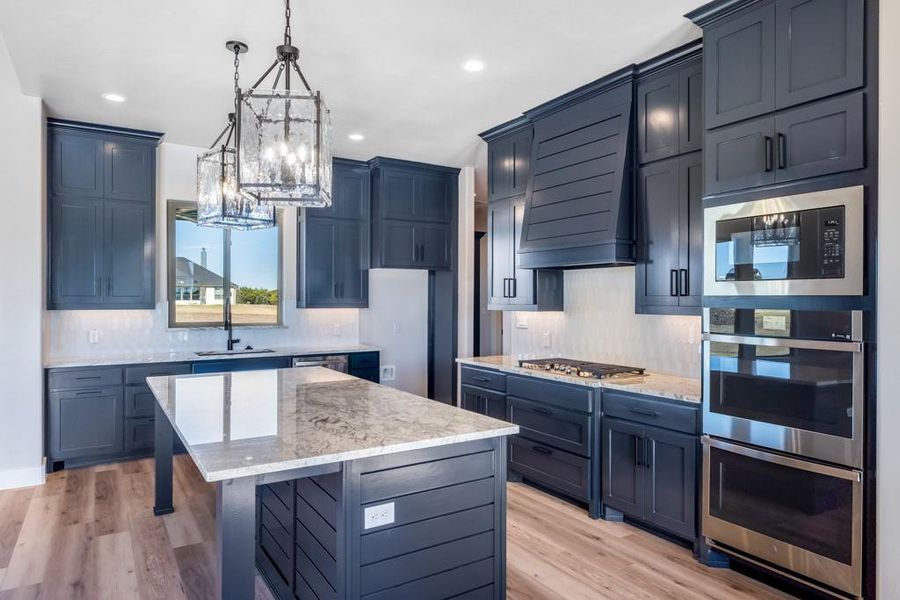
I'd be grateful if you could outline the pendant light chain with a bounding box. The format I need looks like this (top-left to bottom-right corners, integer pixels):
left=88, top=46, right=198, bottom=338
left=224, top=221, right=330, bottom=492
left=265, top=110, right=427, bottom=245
left=284, top=0, right=292, bottom=47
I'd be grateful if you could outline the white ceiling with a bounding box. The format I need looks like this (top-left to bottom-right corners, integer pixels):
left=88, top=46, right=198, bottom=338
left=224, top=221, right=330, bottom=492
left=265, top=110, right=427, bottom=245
left=0, top=1, right=705, bottom=167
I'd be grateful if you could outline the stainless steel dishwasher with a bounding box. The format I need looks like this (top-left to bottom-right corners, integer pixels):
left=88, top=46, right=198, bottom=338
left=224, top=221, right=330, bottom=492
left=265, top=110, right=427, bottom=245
left=292, top=355, right=349, bottom=373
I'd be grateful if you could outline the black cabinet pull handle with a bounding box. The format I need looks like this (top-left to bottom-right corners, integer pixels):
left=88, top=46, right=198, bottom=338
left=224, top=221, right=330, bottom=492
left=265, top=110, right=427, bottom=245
left=679, top=269, right=689, bottom=297
left=511, top=277, right=517, bottom=298
left=340, top=282, right=345, bottom=298
left=629, top=407, right=659, bottom=418
left=764, top=136, right=773, bottom=172
left=96, top=277, right=101, bottom=296
left=670, top=270, right=678, bottom=297
left=645, top=438, right=652, bottom=469
left=334, top=282, right=340, bottom=298
left=635, top=436, right=642, bottom=467
left=532, top=406, right=553, bottom=416
left=502, top=278, right=507, bottom=298
left=777, top=133, right=787, bottom=169
left=75, top=390, right=102, bottom=396
left=472, top=376, right=490, bottom=383
left=107, top=278, right=111, bottom=296
left=532, top=445, right=553, bottom=455
left=76, top=375, right=102, bottom=380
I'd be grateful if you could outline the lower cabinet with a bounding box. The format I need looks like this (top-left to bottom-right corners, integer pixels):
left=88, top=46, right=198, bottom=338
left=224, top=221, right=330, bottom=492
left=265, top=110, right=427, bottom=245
left=508, top=436, right=590, bottom=501
left=49, top=386, right=124, bottom=460
left=460, top=384, right=506, bottom=419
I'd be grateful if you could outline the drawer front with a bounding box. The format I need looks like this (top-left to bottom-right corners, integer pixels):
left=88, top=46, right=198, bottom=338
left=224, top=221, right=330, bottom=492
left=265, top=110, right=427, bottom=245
left=460, top=366, right=506, bottom=392
left=508, top=397, right=592, bottom=457
left=349, top=352, right=379, bottom=370
left=125, top=417, right=154, bottom=452
left=601, top=391, right=699, bottom=434
left=508, top=436, right=589, bottom=501
left=125, top=363, right=191, bottom=385
left=48, top=367, right=123, bottom=390
left=124, top=385, right=157, bottom=418
left=507, top=375, right=593, bottom=413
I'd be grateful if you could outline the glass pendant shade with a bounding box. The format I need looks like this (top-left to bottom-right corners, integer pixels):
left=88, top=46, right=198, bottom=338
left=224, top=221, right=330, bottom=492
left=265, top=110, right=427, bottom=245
left=197, top=146, right=275, bottom=230
left=237, top=88, right=333, bottom=207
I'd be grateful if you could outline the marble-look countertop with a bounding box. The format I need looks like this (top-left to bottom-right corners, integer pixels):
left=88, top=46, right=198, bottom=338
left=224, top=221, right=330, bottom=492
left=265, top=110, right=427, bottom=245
left=457, top=356, right=701, bottom=404
left=43, top=343, right=382, bottom=369
left=146, top=366, right=519, bottom=482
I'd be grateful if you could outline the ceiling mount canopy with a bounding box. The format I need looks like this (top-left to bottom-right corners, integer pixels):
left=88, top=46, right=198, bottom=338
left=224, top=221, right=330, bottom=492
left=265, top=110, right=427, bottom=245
left=236, top=0, right=333, bottom=208
left=197, top=41, right=276, bottom=230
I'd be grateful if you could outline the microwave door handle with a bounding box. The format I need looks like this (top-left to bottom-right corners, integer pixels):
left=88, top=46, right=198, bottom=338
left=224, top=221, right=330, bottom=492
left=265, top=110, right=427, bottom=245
left=702, top=333, right=863, bottom=353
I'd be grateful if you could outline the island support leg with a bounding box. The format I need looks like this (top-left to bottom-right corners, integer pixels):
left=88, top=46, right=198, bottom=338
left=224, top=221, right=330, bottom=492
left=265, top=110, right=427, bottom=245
left=215, top=477, right=256, bottom=600
left=153, top=402, right=174, bottom=516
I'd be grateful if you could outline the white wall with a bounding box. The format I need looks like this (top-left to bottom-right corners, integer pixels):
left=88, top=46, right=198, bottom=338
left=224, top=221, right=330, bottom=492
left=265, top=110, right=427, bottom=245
left=359, top=269, right=429, bottom=396
left=506, top=267, right=701, bottom=379
left=878, top=1, right=899, bottom=596
left=458, top=167, right=476, bottom=359
left=0, top=35, right=44, bottom=489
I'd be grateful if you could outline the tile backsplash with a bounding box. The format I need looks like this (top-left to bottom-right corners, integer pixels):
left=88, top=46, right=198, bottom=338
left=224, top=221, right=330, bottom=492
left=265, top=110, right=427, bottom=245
left=506, top=267, right=701, bottom=379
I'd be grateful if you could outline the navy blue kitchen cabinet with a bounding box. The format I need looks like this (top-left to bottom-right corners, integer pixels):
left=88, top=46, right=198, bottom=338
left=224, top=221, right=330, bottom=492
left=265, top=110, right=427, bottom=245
left=369, top=158, right=458, bottom=270
left=636, top=151, right=702, bottom=314
left=298, top=158, right=370, bottom=308
left=637, top=53, right=702, bottom=164
left=349, top=351, right=380, bottom=383
left=49, top=385, right=124, bottom=461
left=488, top=124, right=532, bottom=202
left=190, top=356, right=292, bottom=374
left=600, top=390, right=699, bottom=542
left=47, top=120, right=162, bottom=310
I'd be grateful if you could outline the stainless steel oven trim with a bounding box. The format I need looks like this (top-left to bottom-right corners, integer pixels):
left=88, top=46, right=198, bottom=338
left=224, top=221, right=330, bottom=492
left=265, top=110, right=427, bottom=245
left=702, top=337, right=864, bottom=468
left=703, top=333, right=863, bottom=352
left=703, top=185, right=864, bottom=296
left=701, top=308, right=865, bottom=342
left=702, top=437, right=863, bottom=597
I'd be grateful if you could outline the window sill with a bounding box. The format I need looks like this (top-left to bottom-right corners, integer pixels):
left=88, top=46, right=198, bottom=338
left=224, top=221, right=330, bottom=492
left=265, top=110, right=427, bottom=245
left=166, top=324, right=288, bottom=331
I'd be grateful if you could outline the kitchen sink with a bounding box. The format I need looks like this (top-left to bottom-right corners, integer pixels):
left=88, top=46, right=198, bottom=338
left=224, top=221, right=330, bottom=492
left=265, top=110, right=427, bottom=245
left=195, top=348, right=276, bottom=357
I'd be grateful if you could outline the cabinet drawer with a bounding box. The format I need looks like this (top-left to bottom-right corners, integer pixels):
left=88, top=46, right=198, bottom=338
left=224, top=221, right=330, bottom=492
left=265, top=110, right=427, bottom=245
left=125, top=363, right=191, bottom=385
left=460, top=366, right=506, bottom=393
left=48, top=367, right=123, bottom=391
left=349, top=352, right=379, bottom=370
left=124, top=385, right=157, bottom=418
left=601, top=391, right=699, bottom=434
left=507, top=376, right=593, bottom=413
left=125, top=417, right=154, bottom=452
left=508, top=397, right=592, bottom=457
left=508, top=436, right=589, bottom=501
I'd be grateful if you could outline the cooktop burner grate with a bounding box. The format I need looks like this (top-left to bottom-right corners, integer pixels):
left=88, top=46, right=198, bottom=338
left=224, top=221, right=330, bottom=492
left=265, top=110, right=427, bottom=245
left=517, top=358, right=645, bottom=379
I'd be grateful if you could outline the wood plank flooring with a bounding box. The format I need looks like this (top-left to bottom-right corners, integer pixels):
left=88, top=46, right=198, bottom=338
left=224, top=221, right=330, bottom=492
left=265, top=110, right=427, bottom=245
left=0, top=456, right=792, bottom=599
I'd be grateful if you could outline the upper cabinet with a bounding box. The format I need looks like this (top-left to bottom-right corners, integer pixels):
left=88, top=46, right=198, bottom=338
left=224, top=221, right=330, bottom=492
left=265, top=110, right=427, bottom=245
left=488, top=125, right=532, bottom=202
left=369, top=158, right=458, bottom=271
left=48, top=120, right=162, bottom=310
left=298, top=158, right=370, bottom=308
left=637, top=55, right=703, bottom=164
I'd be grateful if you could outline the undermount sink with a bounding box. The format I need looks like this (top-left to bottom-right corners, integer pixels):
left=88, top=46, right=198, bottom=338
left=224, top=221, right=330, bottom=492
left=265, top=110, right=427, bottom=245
left=195, top=348, right=276, bottom=357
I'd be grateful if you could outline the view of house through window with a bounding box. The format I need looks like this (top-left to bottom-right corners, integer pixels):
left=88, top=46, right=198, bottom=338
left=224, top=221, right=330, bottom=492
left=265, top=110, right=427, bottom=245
left=168, top=202, right=281, bottom=327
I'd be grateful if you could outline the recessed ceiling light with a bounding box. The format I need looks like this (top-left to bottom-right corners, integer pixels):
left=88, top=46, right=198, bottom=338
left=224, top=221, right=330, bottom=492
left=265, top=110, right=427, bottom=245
left=102, top=93, right=126, bottom=103
left=462, top=59, right=485, bottom=72
left=348, top=133, right=365, bottom=141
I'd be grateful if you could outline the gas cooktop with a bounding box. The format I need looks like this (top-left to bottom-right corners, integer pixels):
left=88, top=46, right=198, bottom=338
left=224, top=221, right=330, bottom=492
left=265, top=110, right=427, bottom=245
left=518, top=358, right=645, bottom=380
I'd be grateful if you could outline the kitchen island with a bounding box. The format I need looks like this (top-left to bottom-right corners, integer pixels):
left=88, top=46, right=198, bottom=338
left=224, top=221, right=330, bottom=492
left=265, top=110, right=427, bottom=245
left=146, top=367, right=518, bottom=600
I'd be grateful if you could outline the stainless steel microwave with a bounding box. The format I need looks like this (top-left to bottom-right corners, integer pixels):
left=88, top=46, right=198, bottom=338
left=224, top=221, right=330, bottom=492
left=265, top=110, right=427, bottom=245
left=704, top=186, right=864, bottom=296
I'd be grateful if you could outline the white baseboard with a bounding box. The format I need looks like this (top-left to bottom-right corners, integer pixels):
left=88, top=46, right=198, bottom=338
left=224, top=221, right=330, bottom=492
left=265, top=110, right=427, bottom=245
left=0, top=462, right=45, bottom=490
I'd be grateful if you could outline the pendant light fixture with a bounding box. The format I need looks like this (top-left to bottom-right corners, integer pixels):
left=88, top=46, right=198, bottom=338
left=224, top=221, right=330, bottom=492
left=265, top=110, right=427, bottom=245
left=197, top=41, right=275, bottom=230
left=236, top=0, right=333, bottom=207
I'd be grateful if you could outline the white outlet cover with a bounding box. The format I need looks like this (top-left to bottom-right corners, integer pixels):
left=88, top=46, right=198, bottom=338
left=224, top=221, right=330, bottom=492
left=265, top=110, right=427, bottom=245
left=541, top=332, right=552, bottom=349
left=364, top=502, right=395, bottom=529
left=332, top=323, right=342, bottom=336
left=381, top=365, right=396, bottom=381
left=88, top=330, right=99, bottom=344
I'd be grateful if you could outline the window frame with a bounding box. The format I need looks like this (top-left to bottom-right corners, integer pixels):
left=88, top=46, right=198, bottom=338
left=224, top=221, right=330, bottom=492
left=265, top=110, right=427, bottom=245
left=166, top=199, right=284, bottom=329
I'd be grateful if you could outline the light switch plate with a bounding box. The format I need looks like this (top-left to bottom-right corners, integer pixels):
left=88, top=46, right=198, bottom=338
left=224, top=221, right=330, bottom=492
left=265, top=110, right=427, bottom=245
left=332, top=323, right=342, bottom=336
left=515, top=316, right=528, bottom=329
left=381, top=365, right=396, bottom=382
left=364, top=502, right=395, bottom=529
left=88, top=330, right=99, bottom=344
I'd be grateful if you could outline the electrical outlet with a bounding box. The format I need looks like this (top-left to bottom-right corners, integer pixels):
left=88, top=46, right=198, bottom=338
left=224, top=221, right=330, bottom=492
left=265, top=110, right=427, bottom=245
left=541, top=331, right=552, bottom=349
left=88, top=330, right=100, bottom=344
left=392, top=322, right=401, bottom=333
left=332, top=323, right=342, bottom=336
left=363, top=502, right=395, bottom=529
left=381, top=365, right=396, bottom=381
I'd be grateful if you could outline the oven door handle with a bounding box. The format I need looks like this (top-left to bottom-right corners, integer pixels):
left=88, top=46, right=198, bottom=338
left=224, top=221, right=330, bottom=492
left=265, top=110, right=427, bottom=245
left=702, top=436, right=862, bottom=481
left=702, top=333, right=862, bottom=353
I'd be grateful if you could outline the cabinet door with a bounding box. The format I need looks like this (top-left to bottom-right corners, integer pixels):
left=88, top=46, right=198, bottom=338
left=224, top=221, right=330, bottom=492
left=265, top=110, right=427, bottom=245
left=601, top=418, right=644, bottom=517
left=774, top=91, right=865, bottom=183
left=125, top=417, right=155, bottom=453
left=678, top=59, right=703, bottom=154
left=643, top=426, right=697, bottom=540
left=487, top=199, right=512, bottom=306
left=509, top=127, right=533, bottom=197
left=335, top=220, right=368, bottom=307
left=104, top=140, right=153, bottom=201
left=51, top=132, right=104, bottom=197
left=704, top=3, right=776, bottom=128
left=303, top=218, right=338, bottom=305
left=50, top=195, right=104, bottom=308
left=321, top=160, right=370, bottom=219
left=509, top=197, right=535, bottom=306
left=381, top=170, right=417, bottom=220
left=775, top=0, right=864, bottom=109
left=460, top=386, right=485, bottom=414
left=488, top=138, right=511, bottom=202
left=678, top=152, right=703, bottom=309
left=104, top=199, right=153, bottom=306
left=416, top=172, right=452, bottom=223
left=636, top=158, right=681, bottom=311
left=704, top=114, right=775, bottom=195
left=50, top=387, right=124, bottom=460
left=484, top=393, right=507, bottom=420
left=380, top=220, right=417, bottom=268
left=637, top=71, right=679, bottom=164
left=415, top=224, right=451, bottom=270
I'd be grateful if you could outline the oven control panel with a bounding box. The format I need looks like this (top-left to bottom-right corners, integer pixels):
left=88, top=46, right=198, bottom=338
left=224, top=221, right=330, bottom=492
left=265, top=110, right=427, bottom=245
left=819, top=207, right=845, bottom=278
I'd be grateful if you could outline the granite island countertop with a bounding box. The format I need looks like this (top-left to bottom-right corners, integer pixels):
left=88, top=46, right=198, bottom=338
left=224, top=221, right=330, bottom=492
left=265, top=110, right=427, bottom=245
left=457, top=355, right=701, bottom=404
left=43, top=343, right=382, bottom=369
left=146, top=366, right=519, bottom=482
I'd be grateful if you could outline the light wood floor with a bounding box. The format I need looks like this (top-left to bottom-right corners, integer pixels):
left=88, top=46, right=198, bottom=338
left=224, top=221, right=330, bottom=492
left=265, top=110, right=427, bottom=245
left=0, top=456, right=793, bottom=600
